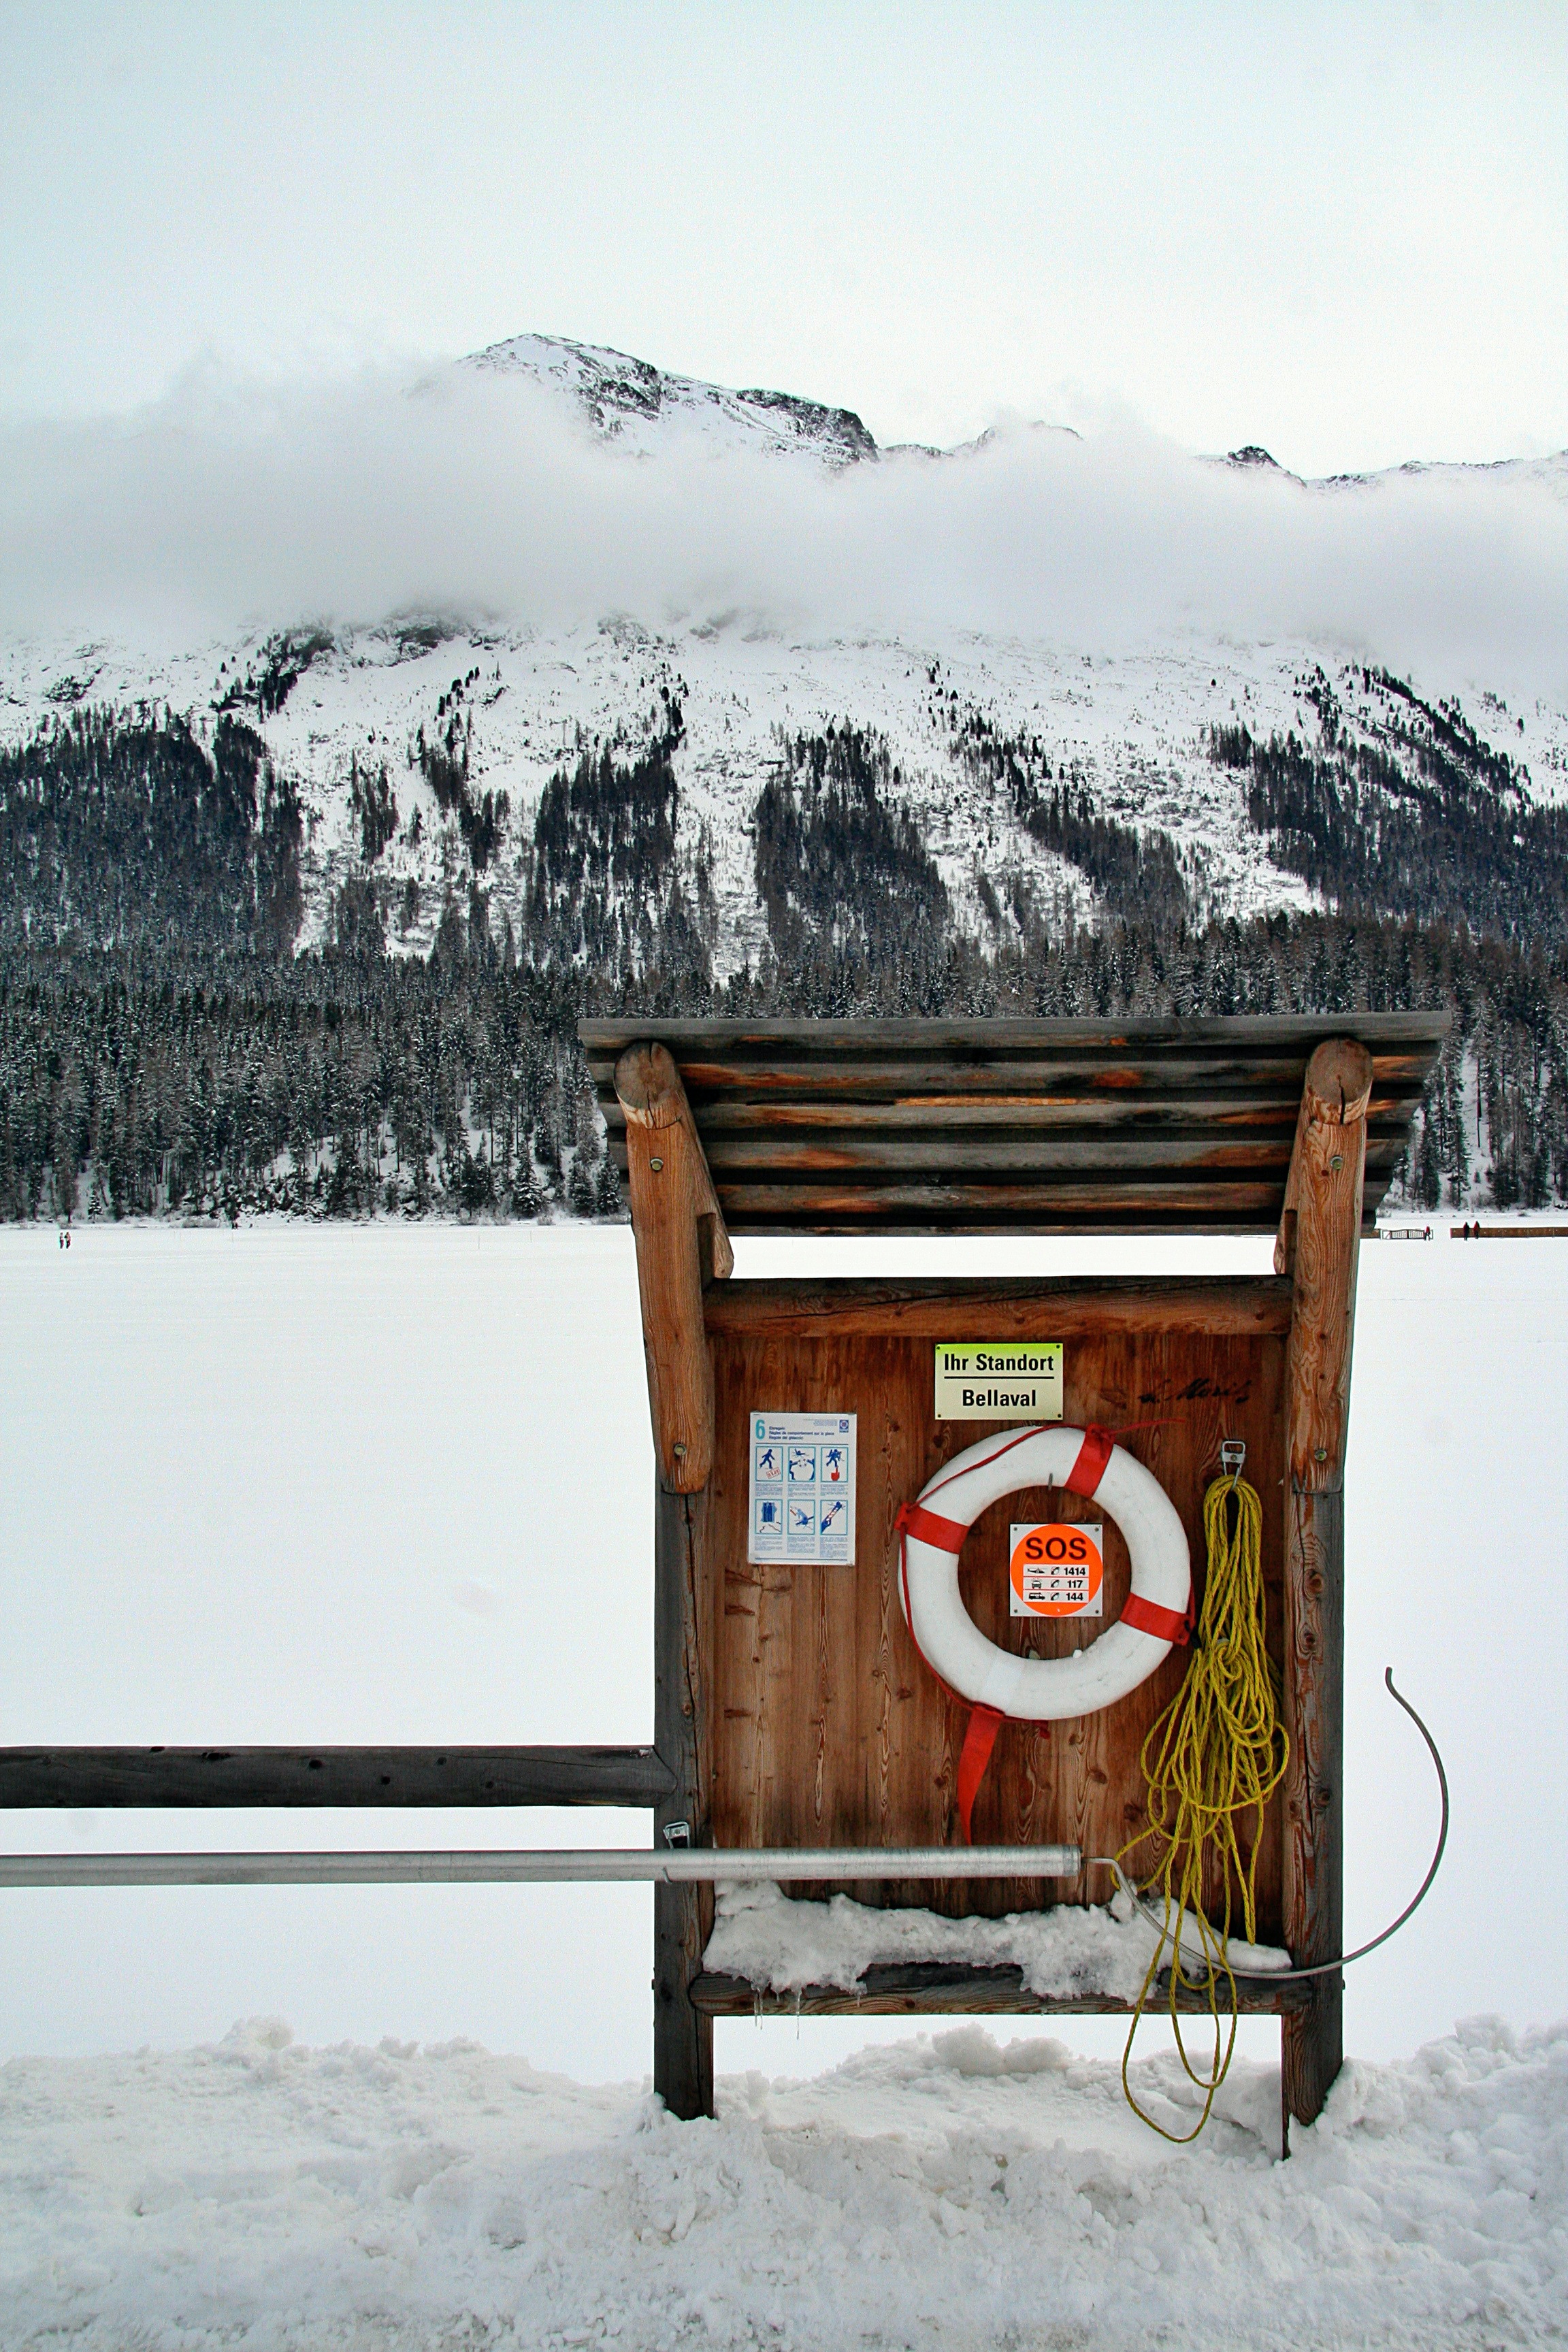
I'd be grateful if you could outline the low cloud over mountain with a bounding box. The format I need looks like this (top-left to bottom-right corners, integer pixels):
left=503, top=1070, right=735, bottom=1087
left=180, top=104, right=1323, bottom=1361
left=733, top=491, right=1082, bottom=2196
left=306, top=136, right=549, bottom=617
left=1, top=336, right=1564, bottom=697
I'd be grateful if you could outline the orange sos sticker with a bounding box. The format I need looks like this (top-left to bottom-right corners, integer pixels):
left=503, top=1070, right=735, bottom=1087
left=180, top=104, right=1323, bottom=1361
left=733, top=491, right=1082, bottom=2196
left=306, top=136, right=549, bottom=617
left=1009, top=1522, right=1105, bottom=1618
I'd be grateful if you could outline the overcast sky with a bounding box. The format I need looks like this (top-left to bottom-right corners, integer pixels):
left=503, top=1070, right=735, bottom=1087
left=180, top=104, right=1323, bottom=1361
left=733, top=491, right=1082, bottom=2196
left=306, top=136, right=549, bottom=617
left=2, top=1, right=1564, bottom=474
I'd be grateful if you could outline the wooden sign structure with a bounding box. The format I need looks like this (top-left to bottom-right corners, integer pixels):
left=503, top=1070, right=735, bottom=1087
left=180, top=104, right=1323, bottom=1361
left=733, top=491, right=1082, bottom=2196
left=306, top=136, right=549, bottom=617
left=583, top=1014, right=1448, bottom=2144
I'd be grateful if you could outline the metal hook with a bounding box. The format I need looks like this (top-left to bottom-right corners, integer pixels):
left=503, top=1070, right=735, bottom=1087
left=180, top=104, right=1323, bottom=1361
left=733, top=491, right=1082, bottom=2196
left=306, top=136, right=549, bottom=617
left=1220, top=1439, right=1246, bottom=1482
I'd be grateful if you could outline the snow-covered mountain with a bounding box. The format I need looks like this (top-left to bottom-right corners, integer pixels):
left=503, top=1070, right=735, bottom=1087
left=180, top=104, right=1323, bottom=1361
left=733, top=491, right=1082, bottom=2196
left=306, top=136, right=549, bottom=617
left=1218, top=439, right=1568, bottom=500
left=467, top=333, right=881, bottom=465
left=469, top=332, right=1568, bottom=493
left=3, top=333, right=1566, bottom=970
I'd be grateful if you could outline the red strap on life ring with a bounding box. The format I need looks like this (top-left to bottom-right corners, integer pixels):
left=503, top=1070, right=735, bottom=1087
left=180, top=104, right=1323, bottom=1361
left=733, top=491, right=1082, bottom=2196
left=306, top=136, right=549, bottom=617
left=1065, top=1423, right=1115, bottom=1497
left=894, top=1500, right=969, bottom=1552
left=1068, top=1424, right=1191, bottom=1637
left=1121, top=1590, right=1194, bottom=1646
left=955, top=1704, right=1004, bottom=1843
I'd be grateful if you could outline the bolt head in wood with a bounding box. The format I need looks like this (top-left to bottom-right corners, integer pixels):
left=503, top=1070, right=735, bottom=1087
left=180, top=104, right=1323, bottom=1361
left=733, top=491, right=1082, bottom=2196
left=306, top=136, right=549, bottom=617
left=648, top=1156, right=664, bottom=1171
left=1329, top=1154, right=1344, bottom=1172
left=1313, top=1447, right=1328, bottom=1463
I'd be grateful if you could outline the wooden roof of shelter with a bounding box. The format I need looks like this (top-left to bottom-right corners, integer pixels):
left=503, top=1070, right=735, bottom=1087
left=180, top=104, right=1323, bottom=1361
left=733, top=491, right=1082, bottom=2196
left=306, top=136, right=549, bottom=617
left=581, top=1013, right=1450, bottom=1236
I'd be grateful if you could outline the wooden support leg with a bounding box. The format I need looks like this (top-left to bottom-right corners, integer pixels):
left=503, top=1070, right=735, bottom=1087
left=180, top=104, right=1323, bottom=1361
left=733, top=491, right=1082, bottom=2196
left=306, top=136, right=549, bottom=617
left=653, top=1482, right=713, bottom=2120
left=1277, top=1039, right=1368, bottom=2153
left=615, top=1043, right=733, bottom=1495
left=1281, top=1487, right=1344, bottom=2145
left=616, top=1039, right=728, bottom=2115
left=653, top=1884, right=712, bottom=2121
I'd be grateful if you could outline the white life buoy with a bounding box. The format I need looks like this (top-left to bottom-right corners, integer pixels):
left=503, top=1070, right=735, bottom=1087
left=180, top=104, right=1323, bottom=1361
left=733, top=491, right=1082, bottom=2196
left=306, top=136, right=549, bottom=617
left=896, top=1425, right=1192, bottom=1724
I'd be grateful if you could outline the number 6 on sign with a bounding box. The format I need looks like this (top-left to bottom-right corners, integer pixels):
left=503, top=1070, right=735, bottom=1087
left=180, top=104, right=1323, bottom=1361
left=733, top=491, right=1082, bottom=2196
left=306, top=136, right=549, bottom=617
left=1009, top=1522, right=1104, bottom=1618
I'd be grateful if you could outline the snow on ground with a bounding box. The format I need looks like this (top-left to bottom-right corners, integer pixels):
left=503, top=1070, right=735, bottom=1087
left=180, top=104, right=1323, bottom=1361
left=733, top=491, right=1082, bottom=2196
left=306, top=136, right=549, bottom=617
left=2, top=2012, right=1564, bottom=2351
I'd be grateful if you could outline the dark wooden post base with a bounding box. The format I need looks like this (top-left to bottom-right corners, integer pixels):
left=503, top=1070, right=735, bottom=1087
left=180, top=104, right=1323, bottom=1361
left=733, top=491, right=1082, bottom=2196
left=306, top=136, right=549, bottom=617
left=653, top=1876, right=713, bottom=2121
left=1281, top=1486, right=1345, bottom=2145
left=653, top=1484, right=714, bottom=2119
left=1283, top=1977, right=1343, bottom=2143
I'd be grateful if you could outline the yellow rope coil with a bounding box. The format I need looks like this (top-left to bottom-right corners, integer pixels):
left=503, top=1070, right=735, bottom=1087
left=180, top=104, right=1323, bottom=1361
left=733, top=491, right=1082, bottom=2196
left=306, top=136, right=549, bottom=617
left=1116, top=1470, right=1289, bottom=2141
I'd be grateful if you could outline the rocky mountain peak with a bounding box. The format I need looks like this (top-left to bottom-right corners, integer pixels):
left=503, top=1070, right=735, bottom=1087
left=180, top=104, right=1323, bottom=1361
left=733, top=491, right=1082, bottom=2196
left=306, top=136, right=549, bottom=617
left=466, top=331, right=879, bottom=464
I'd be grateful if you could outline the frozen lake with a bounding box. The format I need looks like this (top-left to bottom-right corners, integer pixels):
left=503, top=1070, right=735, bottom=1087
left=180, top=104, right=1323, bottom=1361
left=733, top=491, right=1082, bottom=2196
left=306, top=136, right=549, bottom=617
left=1, top=1220, right=1564, bottom=2082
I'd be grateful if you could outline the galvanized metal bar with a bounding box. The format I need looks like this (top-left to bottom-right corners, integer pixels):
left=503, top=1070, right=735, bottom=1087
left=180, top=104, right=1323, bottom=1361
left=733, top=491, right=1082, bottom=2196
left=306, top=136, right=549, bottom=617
left=0, top=1844, right=1082, bottom=1890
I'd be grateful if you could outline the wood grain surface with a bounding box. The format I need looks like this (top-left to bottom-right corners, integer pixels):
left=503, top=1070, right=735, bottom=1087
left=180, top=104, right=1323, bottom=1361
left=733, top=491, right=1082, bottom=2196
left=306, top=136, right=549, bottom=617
left=0, top=1747, right=675, bottom=1808
left=1277, top=1040, right=1367, bottom=2135
left=696, top=1291, right=1286, bottom=1937
left=653, top=1485, right=715, bottom=2120
left=704, top=1277, right=1293, bottom=1342
left=584, top=1015, right=1445, bottom=1235
left=615, top=1043, right=732, bottom=1491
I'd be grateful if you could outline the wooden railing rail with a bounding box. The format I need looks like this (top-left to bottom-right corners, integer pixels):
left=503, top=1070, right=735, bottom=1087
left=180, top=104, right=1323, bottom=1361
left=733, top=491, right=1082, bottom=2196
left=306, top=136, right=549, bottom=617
left=0, top=1746, right=675, bottom=1809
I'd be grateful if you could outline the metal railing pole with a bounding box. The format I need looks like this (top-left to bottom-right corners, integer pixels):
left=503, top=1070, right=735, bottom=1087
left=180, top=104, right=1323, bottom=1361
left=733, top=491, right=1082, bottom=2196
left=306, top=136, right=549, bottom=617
left=0, top=1844, right=1082, bottom=1889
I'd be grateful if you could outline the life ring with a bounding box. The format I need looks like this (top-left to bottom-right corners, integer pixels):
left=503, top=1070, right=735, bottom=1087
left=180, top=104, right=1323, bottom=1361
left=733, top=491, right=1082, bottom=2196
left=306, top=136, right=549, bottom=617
left=896, top=1424, right=1192, bottom=1725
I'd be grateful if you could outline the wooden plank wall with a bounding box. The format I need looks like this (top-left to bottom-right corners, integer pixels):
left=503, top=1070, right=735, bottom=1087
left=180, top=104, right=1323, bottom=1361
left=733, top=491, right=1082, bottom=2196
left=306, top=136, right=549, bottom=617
left=697, top=1279, right=1289, bottom=1933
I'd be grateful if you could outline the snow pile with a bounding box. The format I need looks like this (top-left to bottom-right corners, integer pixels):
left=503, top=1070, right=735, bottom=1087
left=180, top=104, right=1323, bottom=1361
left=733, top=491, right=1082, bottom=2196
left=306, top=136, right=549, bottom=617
left=1, top=2014, right=1563, bottom=2350
left=702, top=1879, right=1292, bottom=2000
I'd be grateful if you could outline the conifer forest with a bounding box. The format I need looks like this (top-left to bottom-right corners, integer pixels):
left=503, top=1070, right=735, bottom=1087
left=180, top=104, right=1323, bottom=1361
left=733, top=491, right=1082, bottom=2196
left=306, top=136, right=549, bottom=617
left=1, top=681, right=1563, bottom=1222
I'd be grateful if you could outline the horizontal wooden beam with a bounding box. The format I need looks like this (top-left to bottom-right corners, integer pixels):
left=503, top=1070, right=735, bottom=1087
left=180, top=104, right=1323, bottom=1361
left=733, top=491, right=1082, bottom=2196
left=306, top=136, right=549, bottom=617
left=693, top=1178, right=1290, bottom=1220
left=1450, top=1224, right=1568, bottom=1239
left=610, top=1138, right=1407, bottom=1176
left=690, top=1965, right=1308, bottom=2016
left=602, top=1092, right=1418, bottom=1138
left=0, top=1746, right=677, bottom=1810
left=589, top=1055, right=1436, bottom=1105
left=697, top=1221, right=1388, bottom=1241
left=582, top=1013, right=1451, bottom=1056
left=638, top=1135, right=1359, bottom=1177
left=704, top=1275, right=1294, bottom=1341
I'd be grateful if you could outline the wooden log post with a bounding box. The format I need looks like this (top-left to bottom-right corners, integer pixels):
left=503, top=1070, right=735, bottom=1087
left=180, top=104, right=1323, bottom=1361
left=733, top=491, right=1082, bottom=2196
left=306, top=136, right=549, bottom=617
left=1275, top=1037, right=1373, bottom=2146
left=653, top=1485, right=714, bottom=2120
left=615, top=1044, right=733, bottom=1494
left=615, top=1042, right=729, bottom=2117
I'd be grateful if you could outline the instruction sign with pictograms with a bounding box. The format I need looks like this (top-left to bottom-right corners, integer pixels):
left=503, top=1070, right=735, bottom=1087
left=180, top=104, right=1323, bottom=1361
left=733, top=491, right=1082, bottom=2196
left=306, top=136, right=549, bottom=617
left=749, top=1411, right=856, bottom=1566
left=1009, top=1522, right=1104, bottom=1618
left=934, top=1343, right=1062, bottom=1421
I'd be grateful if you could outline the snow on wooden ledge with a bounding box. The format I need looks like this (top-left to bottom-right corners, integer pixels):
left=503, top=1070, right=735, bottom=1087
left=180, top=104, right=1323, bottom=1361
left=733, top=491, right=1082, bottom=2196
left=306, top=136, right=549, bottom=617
left=704, top=1882, right=1156, bottom=2003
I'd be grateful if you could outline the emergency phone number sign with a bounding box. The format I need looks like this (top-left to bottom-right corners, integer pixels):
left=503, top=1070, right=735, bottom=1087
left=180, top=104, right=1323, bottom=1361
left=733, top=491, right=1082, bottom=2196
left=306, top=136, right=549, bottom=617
left=934, top=1343, right=1062, bottom=1421
left=749, top=1411, right=856, bottom=1565
left=1009, top=1522, right=1104, bottom=1618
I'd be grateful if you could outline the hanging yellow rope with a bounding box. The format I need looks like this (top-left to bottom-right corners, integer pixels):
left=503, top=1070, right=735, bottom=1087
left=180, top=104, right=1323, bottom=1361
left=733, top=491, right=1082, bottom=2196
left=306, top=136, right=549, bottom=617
left=1115, top=1465, right=1289, bottom=2141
